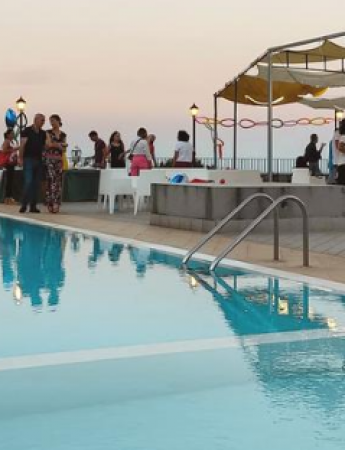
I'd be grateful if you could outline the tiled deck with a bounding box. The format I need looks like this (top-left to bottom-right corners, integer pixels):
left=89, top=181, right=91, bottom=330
left=1, top=202, right=345, bottom=285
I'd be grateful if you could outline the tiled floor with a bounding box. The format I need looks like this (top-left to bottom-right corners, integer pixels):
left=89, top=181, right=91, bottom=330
left=1, top=202, right=345, bottom=285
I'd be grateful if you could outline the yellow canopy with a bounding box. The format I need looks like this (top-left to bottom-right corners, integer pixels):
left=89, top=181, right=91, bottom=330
left=262, top=40, right=345, bottom=64
left=218, top=75, right=327, bottom=106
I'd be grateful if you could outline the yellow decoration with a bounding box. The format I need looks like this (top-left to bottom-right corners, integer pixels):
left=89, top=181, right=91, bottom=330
left=62, top=150, right=69, bottom=171
left=218, top=75, right=327, bottom=106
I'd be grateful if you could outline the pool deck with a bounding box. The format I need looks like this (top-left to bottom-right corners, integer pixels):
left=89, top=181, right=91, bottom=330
left=1, top=202, right=345, bottom=285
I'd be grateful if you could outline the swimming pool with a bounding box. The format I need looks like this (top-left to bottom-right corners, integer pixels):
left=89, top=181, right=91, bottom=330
left=0, top=216, right=345, bottom=450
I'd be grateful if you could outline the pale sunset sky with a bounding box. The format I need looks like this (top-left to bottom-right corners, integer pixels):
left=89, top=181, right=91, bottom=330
left=1, top=0, right=345, bottom=159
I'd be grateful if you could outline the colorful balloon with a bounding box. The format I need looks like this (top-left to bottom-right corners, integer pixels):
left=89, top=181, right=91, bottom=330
left=5, top=109, right=17, bottom=128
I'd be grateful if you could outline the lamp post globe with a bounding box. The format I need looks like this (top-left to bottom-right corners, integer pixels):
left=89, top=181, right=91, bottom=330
left=15, top=97, right=28, bottom=143
left=336, top=110, right=343, bottom=121
left=16, top=96, right=26, bottom=113
left=189, top=103, right=199, bottom=118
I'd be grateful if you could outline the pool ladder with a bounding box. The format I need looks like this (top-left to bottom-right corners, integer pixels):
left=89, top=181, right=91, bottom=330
left=182, top=193, right=309, bottom=271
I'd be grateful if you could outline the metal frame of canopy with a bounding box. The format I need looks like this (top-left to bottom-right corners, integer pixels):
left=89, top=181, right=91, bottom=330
left=214, top=31, right=345, bottom=179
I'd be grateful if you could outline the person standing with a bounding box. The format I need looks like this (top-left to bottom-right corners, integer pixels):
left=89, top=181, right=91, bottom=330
left=148, top=134, right=157, bottom=167
left=45, top=114, right=67, bottom=213
left=129, top=127, right=152, bottom=176
left=0, top=129, right=19, bottom=204
left=327, top=128, right=340, bottom=184
left=88, top=131, right=107, bottom=169
left=304, top=133, right=325, bottom=176
left=18, top=114, right=46, bottom=213
left=172, top=130, right=194, bottom=168
left=337, top=119, right=345, bottom=184
left=108, top=131, right=126, bottom=168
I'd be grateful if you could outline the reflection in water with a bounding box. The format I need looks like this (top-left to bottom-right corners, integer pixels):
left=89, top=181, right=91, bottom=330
left=249, top=336, right=345, bottom=416
left=0, top=221, right=66, bottom=311
left=128, top=247, right=152, bottom=277
left=1, top=221, right=345, bottom=420
left=186, top=271, right=345, bottom=415
left=190, top=271, right=331, bottom=334
left=0, top=221, right=343, bottom=336
left=88, top=237, right=124, bottom=268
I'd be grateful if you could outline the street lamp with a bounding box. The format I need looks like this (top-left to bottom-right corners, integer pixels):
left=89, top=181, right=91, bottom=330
left=335, top=110, right=343, bottom=128
left=15, top=96, right=28, bottom=142
left=189, top=103, right=199, bottom=152
left=16, top=96, right=26, bottom=112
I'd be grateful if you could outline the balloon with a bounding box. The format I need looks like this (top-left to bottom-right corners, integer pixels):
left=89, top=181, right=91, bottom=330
left=5, top=109, right=17, bottom=128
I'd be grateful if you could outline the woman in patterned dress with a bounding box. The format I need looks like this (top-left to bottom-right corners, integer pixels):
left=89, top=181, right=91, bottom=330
left=45, top=114, right=67, bottom=213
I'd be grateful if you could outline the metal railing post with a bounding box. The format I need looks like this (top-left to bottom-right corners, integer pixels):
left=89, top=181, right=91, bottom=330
left=209, top=195, right=309, bottom=271
left=182, top=193, right=276, bottom=267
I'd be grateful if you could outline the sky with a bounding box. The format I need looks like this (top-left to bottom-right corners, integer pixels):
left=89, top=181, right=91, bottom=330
left=1, top=0, right=345, bottom=159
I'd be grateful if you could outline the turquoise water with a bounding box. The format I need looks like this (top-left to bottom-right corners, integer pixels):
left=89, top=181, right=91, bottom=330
left=0, top=217, right=345, bottom=449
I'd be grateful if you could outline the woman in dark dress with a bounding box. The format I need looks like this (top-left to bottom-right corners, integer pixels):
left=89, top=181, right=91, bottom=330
left=45, top=114, right=67, bottom=213
left=108, top=131, right=126, bottom=168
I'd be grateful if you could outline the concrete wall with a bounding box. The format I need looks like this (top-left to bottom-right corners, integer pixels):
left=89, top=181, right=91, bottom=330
left=151, top=183, right=345, bottom=233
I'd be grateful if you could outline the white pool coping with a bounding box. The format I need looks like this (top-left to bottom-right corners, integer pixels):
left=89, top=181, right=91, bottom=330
left=1, top=211, right=345, bottom=293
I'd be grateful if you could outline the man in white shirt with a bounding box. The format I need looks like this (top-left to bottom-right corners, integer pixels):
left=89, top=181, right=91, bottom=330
left=173, top=130, right=194, bottom=168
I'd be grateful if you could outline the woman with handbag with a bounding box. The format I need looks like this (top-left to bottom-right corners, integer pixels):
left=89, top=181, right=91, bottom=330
left=129, top=127, right=153, bottom=176
left=0, top=129, right=19, bottom=205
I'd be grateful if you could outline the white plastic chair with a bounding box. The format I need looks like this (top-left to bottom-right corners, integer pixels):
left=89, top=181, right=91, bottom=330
left=107, top=170, right=133, bottom=214
left=133, top=170, right=166, bottom=215
left=98, top=169, right=113, bottom=208
left=99, top=169, right=133, bottom=213
left=291, top=168, right=311, bottom=184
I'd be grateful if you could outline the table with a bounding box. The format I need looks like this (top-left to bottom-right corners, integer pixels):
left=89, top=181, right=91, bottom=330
left=62, top=169, right=100, bottom=202
left=0, top=169, right=100, bottom=203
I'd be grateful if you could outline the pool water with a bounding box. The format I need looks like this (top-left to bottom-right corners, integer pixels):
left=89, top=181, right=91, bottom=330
left=0, top=217, right=345, bottom=450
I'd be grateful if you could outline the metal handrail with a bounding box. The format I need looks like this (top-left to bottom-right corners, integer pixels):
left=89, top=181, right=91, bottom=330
left=182, top=193, right=279, bottom=267
left=210, top=195, right=309, bottom=272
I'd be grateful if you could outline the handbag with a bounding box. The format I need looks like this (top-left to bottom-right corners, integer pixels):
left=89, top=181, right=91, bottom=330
left=0, top=151, right=11, bottom=168
left=128, top=138, right=142, bottom=161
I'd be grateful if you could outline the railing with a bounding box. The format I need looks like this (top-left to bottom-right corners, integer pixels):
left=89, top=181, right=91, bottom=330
left=155, top=157, right=329, bottom=174
left=182, top=193, right=279, bottom=267
left=69, top=156, right=329, bottom=175
left=209, top=195, right=309, bottom=271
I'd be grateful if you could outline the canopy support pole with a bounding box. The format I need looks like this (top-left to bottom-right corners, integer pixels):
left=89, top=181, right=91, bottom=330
left=233, top=81, right=238, bottom=169
left=213, top=94, right=218, bottom=168
left=267, top=52, right=273, bottom=181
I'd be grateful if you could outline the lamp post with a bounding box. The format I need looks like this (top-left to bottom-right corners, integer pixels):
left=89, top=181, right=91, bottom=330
left=189, top=103, right=199, bottom=151
left=335, top=110, right=343, bottom=129
left=15, top=96, right=28, bottom=143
